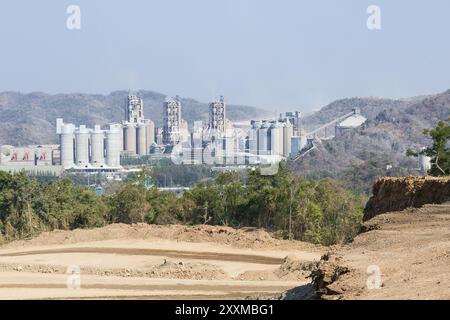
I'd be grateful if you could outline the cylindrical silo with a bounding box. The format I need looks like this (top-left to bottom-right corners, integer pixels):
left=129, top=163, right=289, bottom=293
left=258, top=122, right=269, bottom=156
left=106, top=124, right=121, bottom=168
left=282, top=123, right=294, bottom=157
left=145, top=119, right=155, bottom=153
left=75, top=125, right=90, bottom=168
left=270, top=122, right=282, bottom=156
left=291, top=136, right=301, bottom=157
left=418, top=148, right=431, bottom=175
left=60, top=123, right=75, bottom=169
left=123, top=123, right=137, bottom=155
left=91, top=125, right=105, bottom=167
left=137, top=123, right=147, bottom=156
left=223, top=134, right=235, bottom=165
left=247, top=129, right=257, bottom=164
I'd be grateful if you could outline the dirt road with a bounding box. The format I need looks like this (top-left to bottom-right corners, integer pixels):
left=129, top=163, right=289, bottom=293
left=0, top=224, right=322, bottom=300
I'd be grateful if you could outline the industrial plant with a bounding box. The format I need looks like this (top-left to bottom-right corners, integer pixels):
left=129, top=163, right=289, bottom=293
left=0, top=92, right=380, bottom=176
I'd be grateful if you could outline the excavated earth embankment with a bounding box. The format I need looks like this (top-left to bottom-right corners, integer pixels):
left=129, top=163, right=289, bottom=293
left=280, top=176, right=450, bottom=300
left=363, top=176, right=450, bottom=221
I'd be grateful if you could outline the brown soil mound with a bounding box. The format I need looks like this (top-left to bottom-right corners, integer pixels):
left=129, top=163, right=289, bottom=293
left=3, top=224, right=320, bottom=251
left=364, top=176, right=450, bottom=221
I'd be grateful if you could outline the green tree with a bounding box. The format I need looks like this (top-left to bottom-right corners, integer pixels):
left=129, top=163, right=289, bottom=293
left=108, top=184, right=149, bottom=224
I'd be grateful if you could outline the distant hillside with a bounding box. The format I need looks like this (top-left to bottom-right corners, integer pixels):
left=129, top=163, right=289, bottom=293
left=0, top=90, right=272, bottom=146
left=293, top=90, right=450, bottom=193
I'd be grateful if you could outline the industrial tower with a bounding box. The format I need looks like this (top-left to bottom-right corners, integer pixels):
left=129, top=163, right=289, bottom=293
left=125, top=94, right=144, bottom=123
left=163, top=96, right=183, bottom=146
left=122, top=93, right=155, bottom=156
left=209, top=96, right=226, bottom=133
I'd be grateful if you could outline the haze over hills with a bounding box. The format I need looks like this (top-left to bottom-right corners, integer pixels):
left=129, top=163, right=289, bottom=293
left=0, top=90, right=273, bottom=146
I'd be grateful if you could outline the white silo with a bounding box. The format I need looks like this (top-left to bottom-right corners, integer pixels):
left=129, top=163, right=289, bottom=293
left=75, top=125, right=90, bottom=168
left=60, top=123, right=75, bottom=169
left=291, top=136, right=301, bottom=157
left=123, top=123, right=137, bottom=155
left=145, top=119, right=155, bottom=153
left=247, top=122, right=259, bottom=164
left=223, top=133, right=235, bottom=165
left=106, top=124, right=122, bottom=168
left=270, top=122, right=283, bottom=156
left=91, top=125, right=105, bottom=167
left=119, top=124, right=124, bottom=152
left=258, top=122, right=269, bottom=156
left=418, top=148, right=432, bottom=175
left=136, top=123, right=147, bottom=156
left=282, top=122, right=294, bottom=157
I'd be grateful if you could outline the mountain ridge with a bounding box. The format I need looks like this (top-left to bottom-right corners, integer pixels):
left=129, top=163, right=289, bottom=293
left=0, top=90, right=272, bottom=146
left=295, top=89, right=450, bottom=193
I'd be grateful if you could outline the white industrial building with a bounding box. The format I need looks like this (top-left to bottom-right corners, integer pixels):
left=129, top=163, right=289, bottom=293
left=335, top=108, right=367, bottom=136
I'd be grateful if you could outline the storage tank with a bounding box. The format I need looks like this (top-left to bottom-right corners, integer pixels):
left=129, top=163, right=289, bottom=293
left=291, top=136, right=301, bottom=157
left=418, top=148, right=432, bottom=175
left=270, top=122, right=283, bottom=156
left=106, top=124, right=122, bottom=168
left=247, top=124, right=259, bottom=164
left=136, top=123, right=147, bottom=156
left=60, top=123, right=75, bottom=169
left=258, top=122, right=269, bottom=156
left=145, top=119, right=155, bottom=153
left=282, top=122, right=294, bottom=157
left=75, top=125, right=90, bottom=168
left=123, top=123, right=137, bottom=155
left=223, top=134, right=235, bottom=165
left=91, top=125, right=105, bottom=167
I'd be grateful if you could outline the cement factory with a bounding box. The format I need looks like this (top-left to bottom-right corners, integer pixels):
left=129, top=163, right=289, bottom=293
left=0, top=93, right=375, bottom=176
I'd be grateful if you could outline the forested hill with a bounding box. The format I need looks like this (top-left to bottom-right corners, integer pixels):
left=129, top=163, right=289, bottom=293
left=0, top=90, right=272, bottom=146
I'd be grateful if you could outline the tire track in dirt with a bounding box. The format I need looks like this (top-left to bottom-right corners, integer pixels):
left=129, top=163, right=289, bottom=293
left=0, top=283, right=296, bottom=292
left=0, top=247, right=284, bottom=265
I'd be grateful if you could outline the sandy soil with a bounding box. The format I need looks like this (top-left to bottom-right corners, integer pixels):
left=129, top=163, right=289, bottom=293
left=316, top=203, right=450, bottom=300
left=0, top=224, right=322, bottom=300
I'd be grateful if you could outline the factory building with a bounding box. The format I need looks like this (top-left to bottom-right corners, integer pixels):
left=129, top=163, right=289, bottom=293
left=122, top=94, right=155, bottom=156
left=0, top=143, right=63, bottom=175
left=335, top=108, right=367, bottom=136
left=0, top=144, right=59, bottom=167
left=57, top=119, right=122, bottom=170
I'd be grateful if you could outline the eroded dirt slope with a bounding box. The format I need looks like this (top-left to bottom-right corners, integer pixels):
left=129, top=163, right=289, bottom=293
left=364, top=176, right=450, bottom=221
left=309, top=203, right=450, bottom=300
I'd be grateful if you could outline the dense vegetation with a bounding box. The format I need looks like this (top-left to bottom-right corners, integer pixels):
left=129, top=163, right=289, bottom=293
left=0, top=164, right=364, bottom=246
left=0, top=171, right=107, bottom=242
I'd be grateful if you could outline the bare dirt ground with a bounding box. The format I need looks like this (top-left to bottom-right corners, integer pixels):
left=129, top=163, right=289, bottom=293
left=0, top=224, right=323, bottom=300
left=311, top=203, right=450, bottom=300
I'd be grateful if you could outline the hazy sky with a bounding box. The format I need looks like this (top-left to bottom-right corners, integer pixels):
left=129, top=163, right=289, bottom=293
left=1, top=0, right=449, bottom=112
